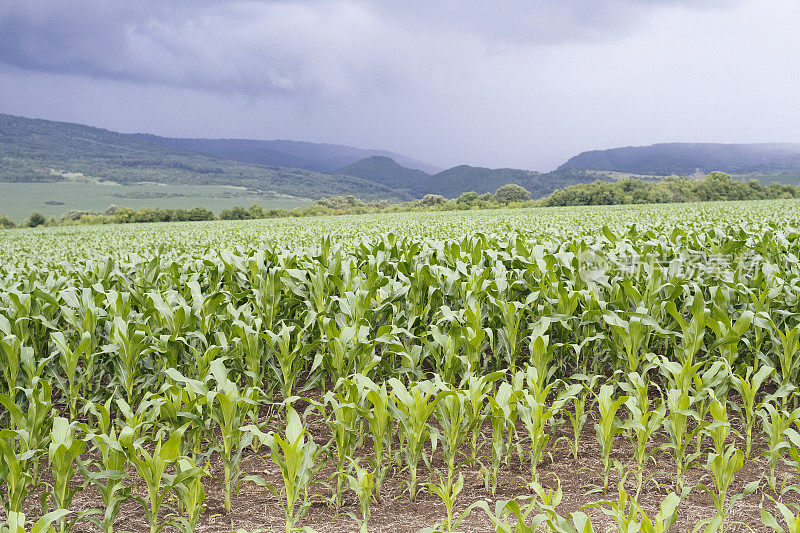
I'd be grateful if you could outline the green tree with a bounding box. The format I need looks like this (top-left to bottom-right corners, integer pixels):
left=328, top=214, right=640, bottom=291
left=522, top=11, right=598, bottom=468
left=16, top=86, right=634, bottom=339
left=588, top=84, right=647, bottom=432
left=494, top=184, right=531, bottom=204
left=26, top=212, right=46, bottom=227
left=421, top=194, right=445, bottom=206
left=0, top=215, right=17, bottom=229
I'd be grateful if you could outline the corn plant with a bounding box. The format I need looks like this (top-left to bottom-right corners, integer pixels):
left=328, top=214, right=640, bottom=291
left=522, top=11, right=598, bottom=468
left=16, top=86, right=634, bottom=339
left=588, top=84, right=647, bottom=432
left=172, top=457, right=207, bottom=533
left=50, top=331, right=91, bottom=419
left=354, top=375, right=392, bottom=501
left=461, top=371, right=503, bottom=462
left=208, top=359, right=257, bottom=514
left=111, top=316, right=151, bottom=406
left=79, top=400, right=130, bottom=533
left=761, top=498, right=800, bottom=533
left=0, top=377, right=52, bottom=486
left=593, top=384, right=628, bottom=491
left=246, top=406, right=322, bottom=533
left=564, top=373, right=600, bottom=460
left=666, top=291, right=707, bottom=365
left=0, top=430, right=36, bottom=521
left=474, top=497, right=545, bottom=533
left=519, top=369, right=579, bottom=484
left=389, top=378, right=442, bottom=501
left=322, top=378, right=363, bottom=508
left=486, top=382, right=521, bottom=496
left=121, top=425, right=201, bottom=533
left=706, top=395, right=731, bottom=455
left=663, top=388, right=700, bottom=492
left=696, top=445, right=758, bottom=532
left=264, top=323, right=315, bottom=399
left=774, top=323, right=800, bottom=407
left=489, top=296, right=530, bottom=371
left=586, top=484, right=681, bottom=533
left=731, top=364, right=774, bottom=458
left=1, top=510, right=71, bottom=533
left=624, top=393, right=665, bottom=498
left=429, top=382, right=471, bottom=531
left=759, top=403, right=800, bottom=491
left=345, top=459, right=374, bottom=533
left=47, top=417, right=87, bottom=533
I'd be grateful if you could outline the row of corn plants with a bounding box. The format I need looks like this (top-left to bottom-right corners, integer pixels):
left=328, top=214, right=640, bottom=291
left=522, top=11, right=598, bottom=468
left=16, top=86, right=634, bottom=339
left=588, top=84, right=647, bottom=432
left=4, top=213, right=800, bottom=530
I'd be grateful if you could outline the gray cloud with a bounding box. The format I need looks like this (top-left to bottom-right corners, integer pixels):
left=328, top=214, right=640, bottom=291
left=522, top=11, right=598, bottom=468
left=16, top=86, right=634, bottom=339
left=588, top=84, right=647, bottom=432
left=0, top=0, right=736, bottom=96
left=1, top=0, right=796, bottom=172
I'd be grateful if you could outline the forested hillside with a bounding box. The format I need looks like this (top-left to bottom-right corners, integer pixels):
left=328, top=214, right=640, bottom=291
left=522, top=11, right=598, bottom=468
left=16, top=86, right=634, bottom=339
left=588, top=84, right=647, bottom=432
left=559, top=142, right=800, bottom=175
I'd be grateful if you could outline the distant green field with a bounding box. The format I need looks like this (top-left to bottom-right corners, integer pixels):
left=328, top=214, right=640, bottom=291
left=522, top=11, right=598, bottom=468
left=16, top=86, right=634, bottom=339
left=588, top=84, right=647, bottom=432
left=0, top=181, right=312, bottom=222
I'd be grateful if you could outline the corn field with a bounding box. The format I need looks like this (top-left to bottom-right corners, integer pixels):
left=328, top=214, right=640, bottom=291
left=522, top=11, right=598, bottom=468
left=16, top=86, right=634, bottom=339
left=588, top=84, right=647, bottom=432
left=4, top=200, right=800, bottom=532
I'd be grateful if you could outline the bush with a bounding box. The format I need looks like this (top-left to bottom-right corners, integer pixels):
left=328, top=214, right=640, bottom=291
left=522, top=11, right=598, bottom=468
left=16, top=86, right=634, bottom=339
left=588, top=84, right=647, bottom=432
left=494, top=184, right=531, bottom=204
left=26, top=212, right=46, bottom=227
left=0, top=215, right=16, bottom=229
left=421, top=194, right=445, bottom=207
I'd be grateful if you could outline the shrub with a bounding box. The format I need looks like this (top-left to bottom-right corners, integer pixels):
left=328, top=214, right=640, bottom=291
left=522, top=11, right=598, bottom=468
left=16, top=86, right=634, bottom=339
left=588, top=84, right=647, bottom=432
left=494, top=184, right=531, bottom=204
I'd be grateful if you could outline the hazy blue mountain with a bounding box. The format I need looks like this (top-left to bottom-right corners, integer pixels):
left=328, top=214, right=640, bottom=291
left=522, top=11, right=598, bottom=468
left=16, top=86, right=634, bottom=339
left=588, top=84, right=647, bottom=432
left=136, top=135, right=440, bottom=174
left=559, top=142, right=800, bottom=175
left=0, top=114, right=407, bottom=201
left=335, top=156, right=430, bottom=193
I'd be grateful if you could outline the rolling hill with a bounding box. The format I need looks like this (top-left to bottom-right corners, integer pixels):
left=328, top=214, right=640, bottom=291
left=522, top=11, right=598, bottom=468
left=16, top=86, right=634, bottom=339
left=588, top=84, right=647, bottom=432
left=559, top=142, right=800, bottom=175
left=138, top=136, right=440, bottom=174
left=335, top=156, right=431, bottom=194
left=0, top=113, right=406, bottom=201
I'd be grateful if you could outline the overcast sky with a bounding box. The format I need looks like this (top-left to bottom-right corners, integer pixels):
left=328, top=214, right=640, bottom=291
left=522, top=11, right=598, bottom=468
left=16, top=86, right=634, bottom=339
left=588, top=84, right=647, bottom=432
left=1, top=0, right=799, bottom=171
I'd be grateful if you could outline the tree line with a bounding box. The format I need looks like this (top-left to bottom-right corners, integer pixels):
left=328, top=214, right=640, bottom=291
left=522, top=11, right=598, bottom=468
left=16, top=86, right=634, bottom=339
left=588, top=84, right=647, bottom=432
left=2, top=173, right=799, bottom=229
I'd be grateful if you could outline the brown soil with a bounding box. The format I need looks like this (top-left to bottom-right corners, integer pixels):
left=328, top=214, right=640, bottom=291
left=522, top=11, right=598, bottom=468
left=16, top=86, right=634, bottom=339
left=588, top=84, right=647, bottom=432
left=17, top=409, right=800, bottom=533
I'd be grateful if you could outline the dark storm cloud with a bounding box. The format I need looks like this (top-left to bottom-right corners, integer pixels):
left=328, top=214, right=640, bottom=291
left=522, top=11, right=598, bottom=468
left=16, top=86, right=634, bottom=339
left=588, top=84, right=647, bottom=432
left=0, top=0, right=735, bottom=96
left=2, top=0, right=795, bottom=172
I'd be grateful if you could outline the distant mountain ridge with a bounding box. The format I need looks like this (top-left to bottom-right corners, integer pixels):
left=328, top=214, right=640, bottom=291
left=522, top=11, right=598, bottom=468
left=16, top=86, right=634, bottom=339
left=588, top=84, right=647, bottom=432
left=4, top=113, right=800, bottom=214
left=0, top=113, right=406, bottom=201
left=559, top=142, right=800, bottom=175
left=335, top=156, right=430, bottom=194
left=134, top=135, right=441, bottom=174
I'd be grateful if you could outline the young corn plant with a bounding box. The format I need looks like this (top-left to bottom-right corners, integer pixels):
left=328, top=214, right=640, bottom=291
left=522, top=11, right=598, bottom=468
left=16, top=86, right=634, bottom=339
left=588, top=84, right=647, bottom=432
left=121, top=425, right=202, bottom=533
left=172, top=457, right=207, bottom=533
left=246, top=406, right=322, bottom=533
left=345, top=459, right=374, bottom=533
left=663, top=388, right=701, bottom=492
left=593, top=384, right=628, bottom=491
left=474, top=497, right=545, bottom=533
left=429, top=382, right=471, bottom=531
left=696, top=444, right=758, bottom=533
left=519, top=370, right=580, bottom=484
left=0, top=430, right=36, bottom=523
left=731, top=364, right=775, bottom=458
left=208, top=359, right=257, bottom=514
left=586, top=483, right=681, bottom=533
left=0, top=377, right=53, bottom=486
left=1, top=510, right=71, bottom=533
left=564, top=373, right=600, bottom=461
left=50, top=331, right=92, bottom=419
left=322, top=378, right=363, bottom=508
left=264, top=323, right=315, bottom=400
left=706, top=395, right=732, bottom=456
left=461, top=371, right=503, bottom=463
left=775, top=323, right=800, bottom=407
left=389, top=378, right=442, bottom=501
left=486, top=382, right=521, bottom=496
left=666, top=291, right=707, bottom=365
left=79, top=400, right=130, bottom=533
left=111, top=316, right=151, bottom=406
left=354, top=375, right=392, bottom=502
left=759, top=403, right=800, bottom=491
left=624, top=394, right=665, bottom=498
left=761, top=498, right=800, bottom=533
left=47, top=417, right=87, bottom=533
